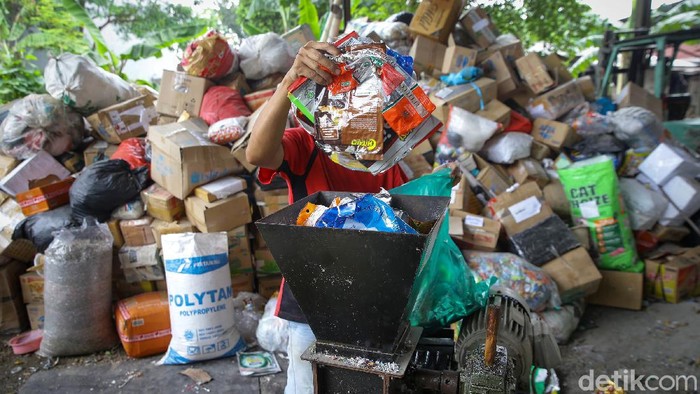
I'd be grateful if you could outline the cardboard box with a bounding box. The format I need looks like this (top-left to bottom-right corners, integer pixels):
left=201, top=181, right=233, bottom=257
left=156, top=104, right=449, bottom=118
left=587, top=270, right=643, bottom=310
left=638, top=142, right=700, bottom=187
left=571, top=225, right=590, bottom=251
left=89, top=94, right=158, bottom=144
left=83, top=140, right=119, bottom=166
left=450, top=175, right=484, bottom=215
left=542, top=54, right=574, bottom=85
left=409, top=0, right=463, bottom=43
left=474, top=155, right=513, bottom=197
left=194, top=176, right=247, bottom=203
left=0, top=150, right=71, bottom=197
left=480, top=52, right=520, bottom=99
left=254, top=248, right=281, bottom=275
left=185, top=192, right=251, bottom=233
left=651, top=224, right=690, bottom=243
left=282, top=24, right=315, bottom=54
left=228, top=226, right=253, bottom=275
left=449, top=210, right=501, bottom=251
left=532, top=118, right=580, bottom=151
left=255, top=188, right=290, bottom=218
left=120, top=217, right=156, bottom=247
left=528, top=80, right=585, bottom=120
left=257, top=273, right=283, bottom=299
left=0, top=155, right=19, bottom=179
left=156, top=70, right=213, bottom=117
left=515, top=53, right=556, bottom=95
left=430, top=78, right=498, bottom=122
left=16, top=177, right=74, bottom=217
left=150, top=218, right=195, bottom=248
left=575, top=76, right=596, bottom=101
left=0, top=259, right=29, bottom=333
left=476, top=40, right=525, bottom=65
left=615, top=81, right=663, bottom=120
left=442, top=35, right=478, bottom=74
left=108, top=219, right=125, bottom=249
left=476, top=100, right=511, bottom=127
left=509, top=87, right=537, bottom=109
left=530, top=140, right=553, bottom=161
left=20, top=271, right=43, bottom=304
left=543, top=181, right=571, bottom=220
left=154, top=280, right=168, bottom=292
left=507, top=159, right=549, bottom=189
left=26, top=303, right=44, bottom=330
left=410, top=35, right=448, bottom=74
left=488, top=182, right=553, bottom=236
left=149, top=118, right=238, bottom=199
left=141, top=183, right=184, bottom=222
left=542, top=247, right=602, bottom=302
left=399, top=152, right=433, bottom=180
left=232, top=272, right=255, bottom=294
left=157, top=115, right=179, bottom=125
left=460, top=7, right=499, bottom=48
left=113, top=278, right=156, bottom=299
left=646, top=251, right=698, bottom=303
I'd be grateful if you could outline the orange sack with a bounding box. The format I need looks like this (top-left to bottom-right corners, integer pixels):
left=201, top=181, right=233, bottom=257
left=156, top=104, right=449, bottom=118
left=115, top=291, right=171, bottom=358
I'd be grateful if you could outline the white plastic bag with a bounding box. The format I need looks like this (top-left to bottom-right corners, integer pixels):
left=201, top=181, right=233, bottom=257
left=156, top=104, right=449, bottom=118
left=619, top=177, right=669, bottom=231
left=111, top=199, right=146, bottom=220
left=232, top=292, right=266, bottom=345
left=256, top=296, right=289, bottom=353
left=446, top=106, right=499, bottom=152
left=480, top=132, right=533, bottom=164
left=536, top=299, right=585, bottom=344
left=44, top=53, right=140, bottom=114
left=158, top=232, right=246, bottom=364
left=238, top=33, right=295, bottom=80
left=610, top=107, right=663, bottom=150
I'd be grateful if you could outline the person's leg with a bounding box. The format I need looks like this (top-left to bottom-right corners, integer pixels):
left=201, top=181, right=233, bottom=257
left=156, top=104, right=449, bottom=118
left=285, top=322, right=316, bottom=394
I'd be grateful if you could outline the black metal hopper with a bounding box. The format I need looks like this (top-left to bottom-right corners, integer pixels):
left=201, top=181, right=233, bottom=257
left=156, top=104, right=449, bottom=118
left=255, top=191, right=450, bottom=354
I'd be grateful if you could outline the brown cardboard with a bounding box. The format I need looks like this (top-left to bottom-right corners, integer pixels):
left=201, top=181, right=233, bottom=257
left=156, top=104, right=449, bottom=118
left=227, top=226, right=253, bottom=275
left=149, top=118, right=238, bottom=199
left=542, top=54, right=574, bottom=85
left=254, top=248, right=281, bottom=275
left=232, top=272, right=255, bottom=294
left=83, top=140, right=119, bottom=166
left=156, top=70, right=214, bottom=117
left=476, top=40, right=525, bottom=65
left=587, top=270, right=643, bottom=310
left=90, top=94, right=157, bottom=144
left=155, top=280, right=168, bottom=292
left=255, top=188, right=289, bottom=218
left=141, top=183, right=185, bottom=222
left=257, top=274, right=283, bottom=299
left=575, top=76, right=596, bottom=101
left=571, top=225, right=590, bottom=251
left=474, top=155, right=513, bottom=197
left=151, top=218, right=196, bottom=248
left=645, top=253, right=698, bottom=303
left=194, top=176, right=247, bottom=203
left=0, top=259, right=29, bottom=333
left=108, top=219, right=125, bottom=249
left=615, top=81, right=663, bottom=120
left=0, top=155, right=19, bottom=179
left=515, top=54, right=556, bottom=94
left=442, top=35, right=478, bottom=74
left=476, top=100, right=511, bottom=127
left=409, top=0, right=463, bottom=43
left=651, top=224, right=690, bottom=243
left=410, top=35, right=447, bottom=74
left=488, top=182, right=553, bottom=236
left=532, top=118, right=580, bottom=151
left=450, top=175, right=484, bottom=215
left=430, top=78, right=498, bottom=123
left=185, top=192, right=251, bottom=233
left=509, top=87, right=537, bottom=109
left=16, top=177, right=74, bottom=217
left=507, top=159, right=549, bottom=188
left=0, top=150, right=71, bottom=197
left=542, top=247, right=602, bottom=302
left=20, top=271, right=43, bottom=304
left=460, top=7, right=499, bottom=48
left=543, top=181, right=571, bottom=219
left=528, top=80, right=585, bottom=120
left=450, top=210, right=501, bottom=251
left=120, top=217, right=156, bottom=247
left=480, top=52, right=520, bottom=99
left=400, top=153, right=433, bottom=180
left=530, top=140, right=553, bottom=161
left=26, top=303, right=44, bottom=330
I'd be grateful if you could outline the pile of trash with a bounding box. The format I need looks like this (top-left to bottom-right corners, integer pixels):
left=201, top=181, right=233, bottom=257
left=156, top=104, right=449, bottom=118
left=0, top=0, right=698, bottom=382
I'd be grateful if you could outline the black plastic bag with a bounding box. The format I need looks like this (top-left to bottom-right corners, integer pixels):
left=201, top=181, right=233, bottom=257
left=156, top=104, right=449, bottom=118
left=13, top=205, right=76, bottom=253
left=69, top=159, right=150, bottom=222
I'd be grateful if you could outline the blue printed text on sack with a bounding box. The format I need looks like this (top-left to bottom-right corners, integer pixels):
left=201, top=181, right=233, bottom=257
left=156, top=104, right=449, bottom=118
left=169, top=286, right=233, bottom=310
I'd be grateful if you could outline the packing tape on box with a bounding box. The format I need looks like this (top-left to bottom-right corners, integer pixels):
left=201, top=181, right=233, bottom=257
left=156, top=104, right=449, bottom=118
left=469, top=81, right=485, bottom=111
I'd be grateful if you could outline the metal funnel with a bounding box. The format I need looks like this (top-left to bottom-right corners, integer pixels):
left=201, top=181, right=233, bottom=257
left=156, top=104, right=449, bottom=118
left=255, top=191, right=449, bottom=353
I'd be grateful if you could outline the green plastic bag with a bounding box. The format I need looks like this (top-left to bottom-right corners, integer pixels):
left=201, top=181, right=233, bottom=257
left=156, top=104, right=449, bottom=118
left=557, top=156, right=643, bottom=272
left=391, top=169, right=492, bottom=328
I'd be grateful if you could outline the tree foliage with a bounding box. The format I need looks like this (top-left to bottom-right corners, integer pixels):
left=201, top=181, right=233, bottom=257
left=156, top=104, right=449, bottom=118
left=350, top=0, right=418, bottom=22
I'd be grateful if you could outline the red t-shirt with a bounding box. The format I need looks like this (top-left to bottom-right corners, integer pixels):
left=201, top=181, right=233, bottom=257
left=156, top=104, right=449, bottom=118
left=258, top=127, right=407, bottom=322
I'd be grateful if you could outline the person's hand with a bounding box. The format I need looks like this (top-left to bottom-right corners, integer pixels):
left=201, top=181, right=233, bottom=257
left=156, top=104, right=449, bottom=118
left=284, top=42, right=341, bottom=86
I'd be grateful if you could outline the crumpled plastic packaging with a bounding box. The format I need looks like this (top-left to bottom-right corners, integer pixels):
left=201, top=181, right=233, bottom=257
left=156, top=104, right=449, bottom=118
left=0, top=94, right=86, bottom=160
left=208, top=116, right=249, bottom=145
left=233, top=292, right=267, bottom=345
left=239, top=32, right=295, bottom=80
left=256, top=296, right=289, bottom=353
left=535, top=299, right=585, bottom=344
left=619, top=177, right=669, bottom=231
left=480, top=132, right=533, bottom=164
left=111, top=198, right=146, bottom=220
left=181, top=30, right=238, bottom=80
left=610, top=106, right=663, bottom=151
left=463, top=251, right=561, bottom=312
left=445, top=106, right=498, bottom=152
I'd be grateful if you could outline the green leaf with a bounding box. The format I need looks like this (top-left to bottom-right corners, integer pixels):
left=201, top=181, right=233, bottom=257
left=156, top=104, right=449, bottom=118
left=298, top=0, right=320, bottom=39
left=242, top=22, right=264, bottom=36
left=141, top=23, right=209, bottom=49
left=58, top=0, right=116, bottom=66
left=119, top=44, right=162, bottom=61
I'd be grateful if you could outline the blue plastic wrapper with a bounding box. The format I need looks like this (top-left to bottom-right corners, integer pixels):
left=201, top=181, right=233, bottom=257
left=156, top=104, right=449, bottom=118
left=313, top=194, right=417, bottom=234
left=439, top=67, right=483, bottom=86
left=387, top=48, right=414, bottom=76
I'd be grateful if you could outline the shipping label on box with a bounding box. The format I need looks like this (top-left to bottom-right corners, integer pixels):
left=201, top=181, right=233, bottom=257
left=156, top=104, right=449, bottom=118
left=156, top=70, right=213, bottom=117
left=16, top=177, right=74, bottom=217
left=141, top=183, right=184, bottom=222
left=0, top=150, right=71, bottom=197
left=26, top=303, right=44, bottom=330
left=516, top=53, right=556, bottom=95
left=148, top=118, right=238, bottom=199
left=542, top=247, right=602, bottom=302
left=185, top=192, right=251, bottom=233
left=528, top=80, right=585, bottom=120
left=532, top=118, right=579, bottom=150
left=410, top=0, right=463, bottom=43
left=488, top=182, right=553, bottom=236
left=20, top=271, right=43, bottom=304
left=587, top=270, right=643, bottom=310
left=450, top=210, right=501, bottom=251
left=480, top=52, right=520, bottom=99
left=120, top=217, right=156, bottom=247
left=460, top=7, right=499, bottom=48
left=95, top=94, right=158, bottom=144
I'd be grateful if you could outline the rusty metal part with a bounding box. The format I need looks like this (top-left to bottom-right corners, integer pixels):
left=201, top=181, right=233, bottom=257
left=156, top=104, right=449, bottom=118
left=484, top=305, right=500, bottom=367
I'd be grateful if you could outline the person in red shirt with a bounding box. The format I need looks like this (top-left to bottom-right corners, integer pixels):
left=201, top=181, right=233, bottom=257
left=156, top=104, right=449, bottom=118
left=246, top=42, right=408, bottom=394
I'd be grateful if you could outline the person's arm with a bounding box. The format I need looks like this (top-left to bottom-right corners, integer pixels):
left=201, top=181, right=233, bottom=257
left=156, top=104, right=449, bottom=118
left=246, top=41, right=341, bottom=169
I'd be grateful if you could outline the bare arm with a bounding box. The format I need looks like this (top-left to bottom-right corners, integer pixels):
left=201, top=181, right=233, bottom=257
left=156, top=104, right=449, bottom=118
left=246, top=41, right=341, bottom=169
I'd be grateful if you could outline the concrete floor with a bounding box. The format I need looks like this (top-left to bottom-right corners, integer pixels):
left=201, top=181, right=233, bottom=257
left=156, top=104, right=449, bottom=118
left=3, top=299, right=699, bottom=394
